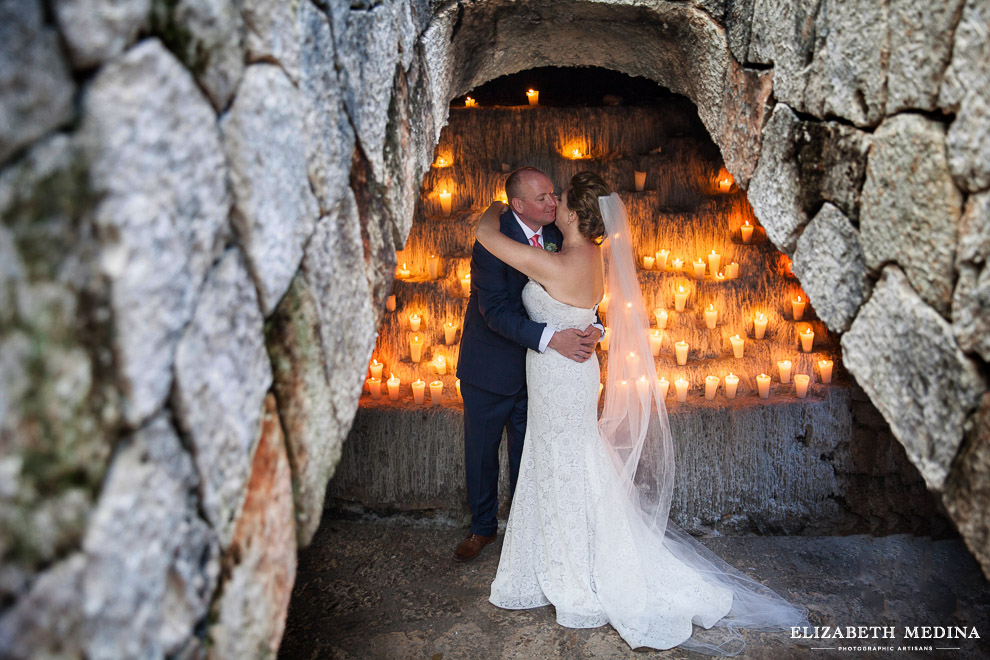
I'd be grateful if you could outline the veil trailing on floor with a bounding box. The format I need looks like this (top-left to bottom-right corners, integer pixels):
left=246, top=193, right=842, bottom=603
left=596, top=193, right=809, bottom=655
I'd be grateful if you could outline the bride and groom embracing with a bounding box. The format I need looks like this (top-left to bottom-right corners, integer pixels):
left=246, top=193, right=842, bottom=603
left=454, top=167, right=809, bottom=654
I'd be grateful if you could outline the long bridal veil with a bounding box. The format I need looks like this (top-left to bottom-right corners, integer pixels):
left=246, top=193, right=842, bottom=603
left=596, top=193, right=809, bottom=655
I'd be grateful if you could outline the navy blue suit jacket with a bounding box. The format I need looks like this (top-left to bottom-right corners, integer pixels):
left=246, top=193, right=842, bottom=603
left=456, top=210, right=564, bottom=396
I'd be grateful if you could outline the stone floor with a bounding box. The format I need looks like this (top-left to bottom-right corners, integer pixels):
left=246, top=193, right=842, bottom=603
left=278, top=517, right=990, bottom=660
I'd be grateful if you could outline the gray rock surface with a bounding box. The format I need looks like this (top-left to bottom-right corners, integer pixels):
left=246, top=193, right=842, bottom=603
left=82, top=414, right=220, bottom=659
left=151, top=0, right=245, bottom=110
left=747, top=0, right=819, bottom=113
left=718, top=60, right=774, bottom=189
left=748, top=104, right=805, bottom=254
left=0, top=224, right=20, bottom=327
left=243, top=0, right=301, bottom=82
left=859, top=113, right=962, bottom=317
left=208, top=394, right=296, bottom=660
left=842, top=267, right=986, bottom=491
left=83, top=39, right=230, bottom=426
left=267, top=275, right=343, bottom=547
left=795, top=120, right=872, bottom=222
left=886, top=0, right=963, bottom=113
left=0, top=0, right=74, bottom=164
left=172, top=248, right=272, bottom=549
left=804, top=0, right=889, bottom=127
left=943, top=394, right=990, bottom=578
left=946, top=89, right=990, bottom=193
left=53, top=0, right=149, bottom=69
left=953, top=191, right=990, bottom=362
left=792, top=203, right=871, bottom=333
left=221, top=63, right=318, bottom=315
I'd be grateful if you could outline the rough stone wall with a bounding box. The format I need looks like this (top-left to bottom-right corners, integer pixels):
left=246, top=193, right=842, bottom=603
left=0, top=0, right=987, bottom=657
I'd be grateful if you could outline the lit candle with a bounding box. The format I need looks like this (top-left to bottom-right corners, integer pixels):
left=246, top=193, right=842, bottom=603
left=800, top=327, right=815, bottom=352
left=409, top=334, right=423, bottom=362
left=740, top=220, right=754, bottom=243
left=649, top=329, right=663, bottom=356
left=444, top=321, right=458, bottom=345
left=634, top=170, right=646, bottom=192
left=675, top=340, right=689, bottom=366
left=598, top=382, right=604, bottom=401
left=427, top=254, right=440, bottom=279
left=658, top=377, right=670, bottom=398
left=674, top=286, right=688, bottom=312
left=408, top=313, right=421, bottom=331
left=460, top=273, right=471, bottom=296
left=369, top=359, right=384, bottom=380
left=654, top=308, right=668, bottom=329
left=725, top=262, right=739, bottom=279
left=600, top=327, right=610, bottom=351
left=625, top=351, right=641, bottom=371
left=754, top=312, right=768, bottom=339
left=707, top=249, right=721, bottom=276
left=434, top=354, right=447, bottom=375
left=385, top=295, right=396, bottom=311
left=643, top=255, right=655, bottom=270
left=387, top=373, right=400, bottom=400
left=397, top=262, right=410, bottom=278
left=655, top=249, right=669, bottom=270
left=756, top=373, right=771, bottom=399
left=438, top=189, right=452, bottom=216
left=411, top=379, right=426, bottom=404
left=777, top=359, right=792, bottom=384
left=571, top=147, right=582, bottom=159
left=366, top=377, right=381, bottom=399
left=792, top=295, right=806, bottom=321
left=636, top=375, right=650, bottom=399
left=429, top=380, right=443, bottom=405
left=599, top=294, right=610, bottom=316
left=455, top=378, right=462, bottom=400
left=674, top=377, right=689, bottom=402
left=718, top=176, right=733, bottom=192
left=819, top=359, right=834, bottom=383
left=671, top=257, right=685, bottom=271
left=715, top=271, right=725, bottom=282
left=794, top=374, right=810, bottom=398
left=729, top=334, right=744, bottom=358
left=692, top=258, right=706, bottom=279
left=464, top=96, right=477, bottom=107
left=704, top=303, right=718, bottom=330
left=724, top=373, right=739, bottom=398
left=435, top=157, right=447, bottom=168
left=705, top=375, right=720, bottom=400
left=526, top=89, right=539, bottom=105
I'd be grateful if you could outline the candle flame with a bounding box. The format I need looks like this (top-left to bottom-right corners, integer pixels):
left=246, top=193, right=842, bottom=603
left=744, top=220, right=751, bottom=227
left=527, top=89, right=536, bottom=95
left=465, top=96, right=477, bottom=107
left=677, top=285, right=685, bottom=293
left=440, top=189, right=449, bottom=195
left=571, top=148, right=582, bottom=158
left=402, top=262, right=407, bottom=269
left=707, top=303, right=715, bottom=311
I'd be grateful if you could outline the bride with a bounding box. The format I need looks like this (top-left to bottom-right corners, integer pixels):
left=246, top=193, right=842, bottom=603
left=474, top=171, right=809, bottom=655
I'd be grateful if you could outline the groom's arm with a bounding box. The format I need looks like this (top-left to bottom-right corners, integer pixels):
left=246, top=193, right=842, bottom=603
left=472, top=240, right=545, bottom=352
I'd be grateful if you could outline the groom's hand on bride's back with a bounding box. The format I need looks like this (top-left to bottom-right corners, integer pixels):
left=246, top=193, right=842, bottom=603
left=549, top=327, right=599, bottom=363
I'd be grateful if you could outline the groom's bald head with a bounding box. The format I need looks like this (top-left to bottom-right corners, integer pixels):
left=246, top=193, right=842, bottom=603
left=505, top=167, right=557, bottom=230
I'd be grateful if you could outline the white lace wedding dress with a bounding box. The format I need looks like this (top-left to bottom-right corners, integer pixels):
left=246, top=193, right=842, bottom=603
left=490, top=280, right=736, bottom=649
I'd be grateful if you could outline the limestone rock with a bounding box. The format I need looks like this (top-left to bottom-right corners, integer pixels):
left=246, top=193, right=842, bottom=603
left=797, top=121, right=872, bottom=222
left=725, top=0, right=756, bottom=64
left=859, top=114, right=962, bottom=317
left=300, top=1, right=356, bottom=215
left=747, top=0, right=820, bottom=113
left=221, top=64, right=318, bottom=315
left=267, top=275, right=342, bottom=547
left=53, top=0, right=149, bottom=69
left=942, top=394, right=990, bottom=578
left=172, top=248, right=272, bottom=549
left=243, top=0, right=301, bottom=83
left=953, top=191, right=990, bottom=362
left=939, top=0, right=990, bottom=113
left=83, top=39, right=230, bottom=426
left=150, top=0, right=245, bottom=110
left=718, top=60, right=774, bottom=189
left=946, top=90, right=990, bottom=193
left=886, top=0, right=963, bottom=113
left=208, top=394, right=296, bottom=660
left=841, top=267, right=985, bottom=491
left=792, top=203, right=871, bottom=333
left=0, top=0, right=74, bottom=164
left=0, top=216, right=22, bottom=328
left=803, top=0, right=889, bottom=127
left=82, top=414, right=220, bottom=658
left=748, top=104, right=805, bottom=254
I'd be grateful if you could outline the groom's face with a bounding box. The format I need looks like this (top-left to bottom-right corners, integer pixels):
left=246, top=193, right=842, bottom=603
left=511, top=173, right=558, bottom=229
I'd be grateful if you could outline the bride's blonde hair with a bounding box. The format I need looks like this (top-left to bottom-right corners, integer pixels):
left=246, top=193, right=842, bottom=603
left=566, top=171, right=611, bottom=245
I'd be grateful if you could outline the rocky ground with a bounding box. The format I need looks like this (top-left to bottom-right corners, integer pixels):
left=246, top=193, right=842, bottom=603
left=279, top=518, right=990, bottom=660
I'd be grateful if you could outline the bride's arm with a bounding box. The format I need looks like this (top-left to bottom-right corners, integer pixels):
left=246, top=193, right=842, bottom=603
left=476, top=202, right=557, bottom=284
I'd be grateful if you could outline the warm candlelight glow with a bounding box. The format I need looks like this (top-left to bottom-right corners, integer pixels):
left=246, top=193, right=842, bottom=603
left=455, top=378, right=462, bottom=400
left=434, top=354, right=447, bottom=375
left=725, top=262, right=739, bottom=279
left=600, top=327, right=610, bottom=351
left=658, top=377, right=670, bottom=398
left=464, top=96, right=477, bottom=107
left=634, top=170, right=646, bottom=192
left=571, top=147, right=582, bottom=159
left=692, top=258, right=706, bottom=279
left=526, top=88, right=539, bottom=105
left=460, top=273, right=471, bottom=296
left=707, top=248, right=721, bottom=275
left=777, top=359, right=792, bottom=384
left=794, top=374, right=811, bottom=398
left=671, top=257, right=685, bottom=271
left=800, top=327, right=815, bottom=352
left=636, top=375, right=650, bottom=399
left=387, top=372, right=400, bottom=400
left=715, top=271, right=726, bottom=282
left=754, top=312, right=768, bottom=339
left=369, top=359, right=383, bottom=380
left=397, top=262, right=410, bottom=278
left=675, top=340, right=689, bottom=366
left=643, top=255, right=655, bottom=270
left=705, top=375, right=720, bottom=400
left=729, top=334, right=744, bottom=358
left=718, top=174, right=734, bottom=192
left=674, top=285, right=689, bottom=312
left=792, top=294, right=806, bottom=321
left=756, top=373, right=771, bottom=399
left=724, top=373, right=739, bottom=399
left=704, top=303, right=718, bottom=329
left=819, top=359, right=834, bottom=383
left=409, top=334, right=423, bottom=362
left=435, top=157, right=448, bottom=168
left=408, top=313, right=421, bottom=331
left=411, top=379, right=426, bottom=404
left=741, top=220, right=754, bottom=243
left=655, top=249, right=670, bottom=270
left=429, top=380, right=443, bottom=405
left=674, top=377, right=689, bottom=402
left=438, top=189, right=452, bottom=215
left=444, top=321, right=458, bottom=345
left=366, top=377, right=381, bottom=399
left=385, top=294, right=396, bottom=311
left=427, top=254, right=440, bottom=279
left=653, top=308, right=668, bottom=329
left=649, top=329, right=663, bottom=356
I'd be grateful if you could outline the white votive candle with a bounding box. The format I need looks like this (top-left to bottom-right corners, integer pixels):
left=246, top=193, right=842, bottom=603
left=634, top=170, right=646, bottom=192
left=674, top=378, right=689, bottom=402
left=704, top=303, right=718, bottom=329
left=429, top=380, right=443, bottom=405
left=649, top=330, right=663, bottom=356
left=397, top=262, right=410, bottom=278
left=740, top=221, right=754, bottom=243
left=671, top=257, right=685, bottom=271
left=409, top=334, right=423, bottom=362
left=792, top=295, right=807, bottom=321
left=643, top=255, right=655, bottom=270
left=366, top=377, right=381, bottom=399
left=725, top=262, right=739, bottom=279
left=705, top=375, right=720, bottom=401
left=707, top=249, right=721, bottom=276
left=724, top=373, right=739, bottom=399
left=460, top=273, right=471, bottom=296
left=369, top=359, right=384, bottom=380
left=655, top=249, right=670, bottom=270
left=434, top=354, right=447, bottom=375
left=658, top=377, right=670, bottom=398
left=444, top=321, right=458, bottom=345
left=387, top=373, right=400, bottom=400
left=794, top=374, right=811, bottom=398
left=777, top=359, right=792, bottom=384
left=800, top=327, right=815, bottom=352
left=675, top=341, right=689, bottom=366
left=756, top=373, right=771, bottom=399
left=439, top=189, right=452, bottom=215
left=692, top=258, right=706, bottom=279
left=636, top=375, right=650, bottom=400
left=411, top=379, right=426, bottom=404
left=386, top=295, right=396, bottom=311
left=819, top=359, right=834, bottom=383
left=674, top=286, right=689, bottom=312
left=408, top=313, right=421, bottom=331
left=754, top=313, right=768, bottom=339
left=455, top=378, right=462, bottom=400
left=526, top=88, right=539, bottom=105
left=729, top=334, right=744, bottom=359
left=427, top=254, right=440, bottom=279
left=654, top=308, right=669, bottom=329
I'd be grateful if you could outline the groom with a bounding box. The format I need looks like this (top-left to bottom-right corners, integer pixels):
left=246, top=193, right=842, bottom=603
left=454, top=167, right=601, bottom=562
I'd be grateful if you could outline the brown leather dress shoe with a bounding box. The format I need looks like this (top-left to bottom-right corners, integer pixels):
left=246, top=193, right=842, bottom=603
left=453, top=533, right=497, bottom=562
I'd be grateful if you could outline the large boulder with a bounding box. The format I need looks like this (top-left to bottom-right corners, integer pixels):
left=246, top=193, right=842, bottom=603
left=53, top=0, right=149, bottom=69
left=953, top=191, right=990, bottom=362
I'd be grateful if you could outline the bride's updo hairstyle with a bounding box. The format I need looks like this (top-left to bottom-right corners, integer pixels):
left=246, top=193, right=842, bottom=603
left=566, top=171, right=611, bottom=245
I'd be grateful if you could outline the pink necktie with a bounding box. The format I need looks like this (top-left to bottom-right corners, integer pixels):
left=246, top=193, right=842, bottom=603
left=529, top=235, right=541, bottom=248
